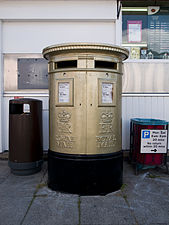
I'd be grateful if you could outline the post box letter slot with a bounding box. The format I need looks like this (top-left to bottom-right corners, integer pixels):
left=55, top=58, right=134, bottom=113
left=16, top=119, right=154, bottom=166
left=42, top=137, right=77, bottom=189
left=95, top=60, right=117, bottom=70
left=55, top=61, right=77, bottom=69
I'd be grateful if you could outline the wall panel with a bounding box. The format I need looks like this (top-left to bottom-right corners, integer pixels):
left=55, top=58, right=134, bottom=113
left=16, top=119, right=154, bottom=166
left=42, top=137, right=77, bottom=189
left=3, top=95, right=169, bottom=152
left=122, top=95, right=169, bottom=150
left=3, top=21, right=115, bottom=53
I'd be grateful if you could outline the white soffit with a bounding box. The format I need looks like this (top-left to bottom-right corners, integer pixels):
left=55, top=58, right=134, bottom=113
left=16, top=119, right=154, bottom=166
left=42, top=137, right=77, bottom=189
left=0, top=1, right=117, bottom=20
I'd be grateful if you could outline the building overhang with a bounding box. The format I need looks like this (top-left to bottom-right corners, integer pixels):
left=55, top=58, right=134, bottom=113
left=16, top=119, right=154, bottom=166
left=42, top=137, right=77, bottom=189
left=121, top=0, right=169, bottom=7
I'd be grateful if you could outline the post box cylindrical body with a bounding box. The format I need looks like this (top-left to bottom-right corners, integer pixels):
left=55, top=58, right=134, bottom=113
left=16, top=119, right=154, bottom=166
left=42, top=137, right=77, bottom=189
left=43, top=43, right=128, bottom=195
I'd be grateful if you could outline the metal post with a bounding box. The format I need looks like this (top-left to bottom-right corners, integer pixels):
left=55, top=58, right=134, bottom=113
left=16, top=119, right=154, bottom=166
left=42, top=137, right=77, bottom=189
left=0, top=20, right=3, bottom=153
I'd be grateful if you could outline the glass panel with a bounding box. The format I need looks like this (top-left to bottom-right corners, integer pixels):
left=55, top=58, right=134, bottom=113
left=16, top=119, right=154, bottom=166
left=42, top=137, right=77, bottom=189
left=123, top=14, right=148, bottom=44
left=122, top=6, right=169, bottom=59
left=148, top=8, right=169, bottom=59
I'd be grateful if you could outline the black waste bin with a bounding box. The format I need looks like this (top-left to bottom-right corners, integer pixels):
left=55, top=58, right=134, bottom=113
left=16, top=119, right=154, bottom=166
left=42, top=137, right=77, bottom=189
left=8, top=98, right=43, bottom=175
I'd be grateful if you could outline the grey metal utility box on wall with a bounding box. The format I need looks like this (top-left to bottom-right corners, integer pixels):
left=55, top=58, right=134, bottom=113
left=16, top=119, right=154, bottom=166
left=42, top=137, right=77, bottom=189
left=18, top=58, right=48, bottom=89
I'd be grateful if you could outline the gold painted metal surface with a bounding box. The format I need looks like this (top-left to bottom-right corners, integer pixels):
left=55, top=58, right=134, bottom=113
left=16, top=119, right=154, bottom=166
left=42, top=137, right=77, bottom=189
left=43, top=43, right=129, bottom=61
left=43, top=43, right=128, bottom=155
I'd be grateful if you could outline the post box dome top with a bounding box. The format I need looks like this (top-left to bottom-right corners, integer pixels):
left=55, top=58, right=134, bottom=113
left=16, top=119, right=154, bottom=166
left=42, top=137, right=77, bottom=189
left=42, top=43, right=129, bottom=61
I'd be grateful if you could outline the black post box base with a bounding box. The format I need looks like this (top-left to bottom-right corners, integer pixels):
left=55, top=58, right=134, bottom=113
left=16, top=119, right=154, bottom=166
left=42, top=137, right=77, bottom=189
left=8, top=160, right=43, bottom=176
left=48, top=150, right=123, bottom=195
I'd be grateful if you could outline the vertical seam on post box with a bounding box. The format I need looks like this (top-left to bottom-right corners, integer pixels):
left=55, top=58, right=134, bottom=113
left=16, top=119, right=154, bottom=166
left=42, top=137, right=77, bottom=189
left=86, top=57, right=88, bottom=155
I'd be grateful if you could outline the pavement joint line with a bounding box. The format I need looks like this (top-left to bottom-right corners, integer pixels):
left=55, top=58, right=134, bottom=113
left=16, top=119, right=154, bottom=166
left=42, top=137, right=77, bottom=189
left=78, top=195, right=81, bottom=225
left=19, top=182, right=48, bottom=225
left=19, top=168, right=48, bottom=225
left=120, top=189, right=140, bottom=225
left=19, top=193, right=36, bottom=225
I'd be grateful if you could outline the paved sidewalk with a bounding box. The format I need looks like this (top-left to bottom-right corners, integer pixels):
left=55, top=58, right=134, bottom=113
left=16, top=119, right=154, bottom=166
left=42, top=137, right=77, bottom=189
left=0, top=160, right=169, bottom=225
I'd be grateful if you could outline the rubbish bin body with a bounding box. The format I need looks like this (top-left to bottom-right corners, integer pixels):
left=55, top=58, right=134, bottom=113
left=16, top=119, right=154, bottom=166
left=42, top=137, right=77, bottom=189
left=130, top=118, right=168, bottom=173
left=9, top=98, right=43, bottom=175
left=43, top=43, right=128, bottom=195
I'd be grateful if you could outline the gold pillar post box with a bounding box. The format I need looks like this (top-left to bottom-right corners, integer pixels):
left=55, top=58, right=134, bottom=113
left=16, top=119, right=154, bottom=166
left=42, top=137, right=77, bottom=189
left=43, top=43, right=128, bottom=195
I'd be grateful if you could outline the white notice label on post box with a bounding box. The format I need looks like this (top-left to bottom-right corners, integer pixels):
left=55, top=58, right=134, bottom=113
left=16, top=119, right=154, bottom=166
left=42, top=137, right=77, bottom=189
left=102, top=83, right=113, bottom=104
left=141, top=130, right=168, bottom=153
left=58, top=82, right=70, bottom=103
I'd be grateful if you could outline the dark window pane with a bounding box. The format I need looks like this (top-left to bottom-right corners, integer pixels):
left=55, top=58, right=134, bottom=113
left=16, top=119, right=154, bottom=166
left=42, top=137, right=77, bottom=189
left=148, top=8, right=169, bottom=59
left=122, top=7, right=169, bottom=59
left=122, top=14, right=148, bottom=44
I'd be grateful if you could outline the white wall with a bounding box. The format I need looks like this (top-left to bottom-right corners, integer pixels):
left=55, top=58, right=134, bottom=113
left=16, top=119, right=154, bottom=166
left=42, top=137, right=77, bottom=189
left=0, top=1, right=117, bottom=20
left=122, top=94, right=169, bottom=150
left=123, top=61, right=169, bottom=93
left=3, top=21, right=116, bottom=53
left=1, top=0, right=117, bottom=54
left=3, top=94, right=169, bottom=151
left=0, top=0, right=119, bottom=152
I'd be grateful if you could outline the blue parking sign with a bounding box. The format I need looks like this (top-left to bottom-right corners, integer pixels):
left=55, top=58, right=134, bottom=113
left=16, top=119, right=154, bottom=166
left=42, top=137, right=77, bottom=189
left=142, top=130, right=150, bottom=139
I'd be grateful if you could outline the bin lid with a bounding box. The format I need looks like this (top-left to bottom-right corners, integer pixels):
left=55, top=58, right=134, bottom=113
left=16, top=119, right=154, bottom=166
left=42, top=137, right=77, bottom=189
left=9, top=98, right=42, bottom=104
left=131, top=118, right=168, bottom=125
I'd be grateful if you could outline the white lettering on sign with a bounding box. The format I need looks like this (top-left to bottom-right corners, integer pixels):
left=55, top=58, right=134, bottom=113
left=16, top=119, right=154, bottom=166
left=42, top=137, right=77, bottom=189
left=141, top=129, right=168, bottom=153
left=58, top=82, right=70, bottom=103
left=102, top=83, right=113, bottom=104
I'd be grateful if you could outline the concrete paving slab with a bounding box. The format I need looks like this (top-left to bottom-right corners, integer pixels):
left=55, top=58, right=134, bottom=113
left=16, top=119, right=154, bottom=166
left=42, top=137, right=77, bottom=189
left=0, top=162, right=47, bottom=198
left=80, top=192, right=136, bottom=225
left=122, top=162, right=169, bottom=225
left=0, top=178, right=6, bottom=184
left=22, top=193, right=79, bottom=225
left=0, top=160, right=10, bottom=181
left=0, top=160, right=169, bottom=225
left=128, top=196, right=169, bottom=225
left=35, top=185, right=58, bottom=197
left=0, top=196, right=32, bottom=225
left=124, top=178, right=169, bottom=225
